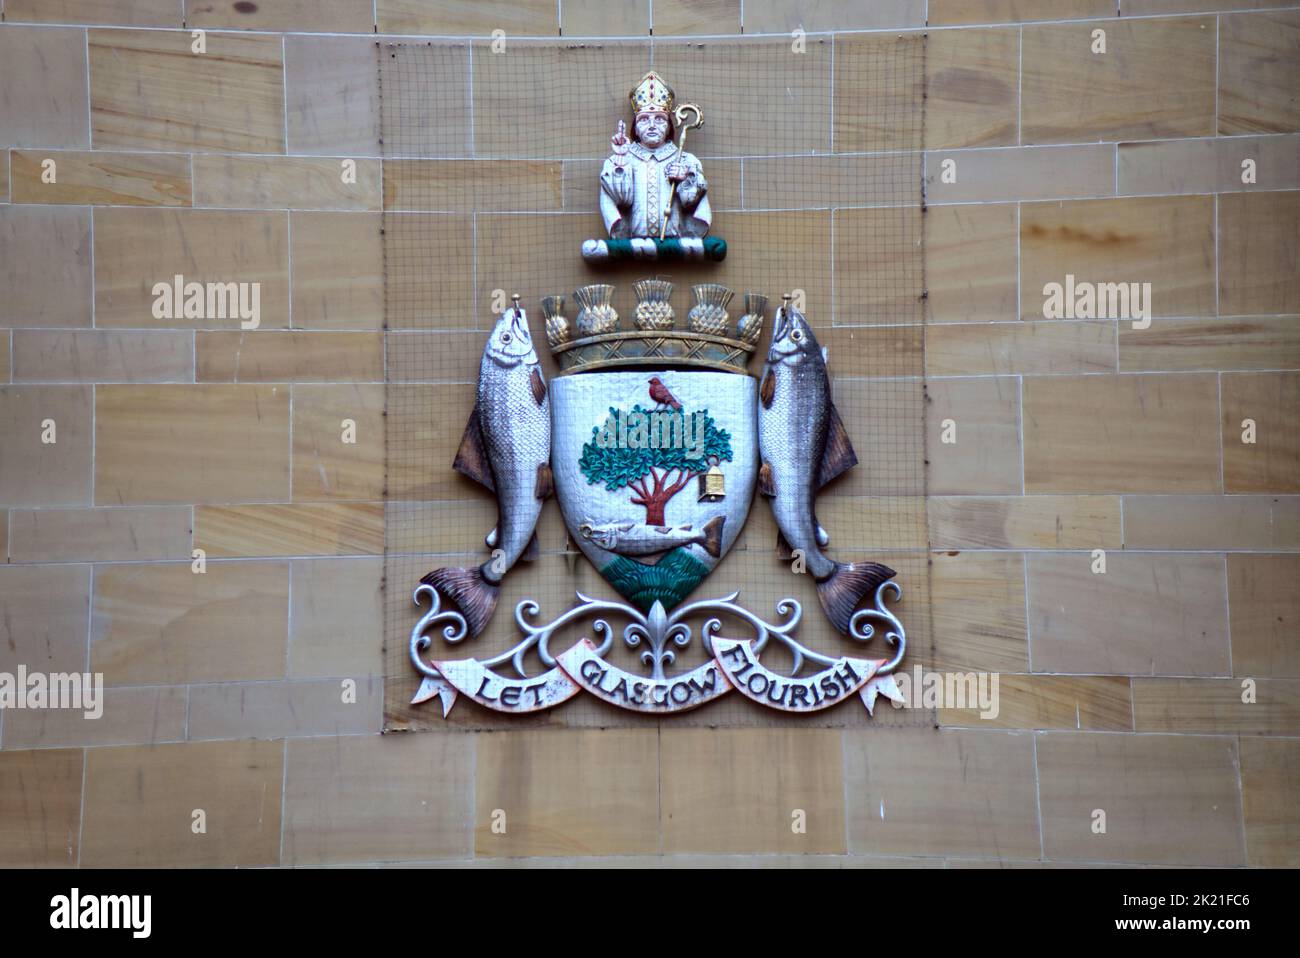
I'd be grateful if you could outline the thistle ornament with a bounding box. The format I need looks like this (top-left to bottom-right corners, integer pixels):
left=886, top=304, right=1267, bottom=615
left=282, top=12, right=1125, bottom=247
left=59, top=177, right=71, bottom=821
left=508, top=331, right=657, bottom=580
left=541, top=294, right=570, bottom=348
left=573, top=284, right=619, bottom=336
left=736, top=292, right=767, bottom=345
left=632, top=279, right=675, bottom=330
left=688, top=283, right=733, bottom=336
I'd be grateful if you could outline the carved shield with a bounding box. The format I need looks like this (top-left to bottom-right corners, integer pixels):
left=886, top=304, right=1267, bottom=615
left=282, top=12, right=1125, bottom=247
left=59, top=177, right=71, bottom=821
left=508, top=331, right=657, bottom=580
left=551, top=370, right=756, bottom=611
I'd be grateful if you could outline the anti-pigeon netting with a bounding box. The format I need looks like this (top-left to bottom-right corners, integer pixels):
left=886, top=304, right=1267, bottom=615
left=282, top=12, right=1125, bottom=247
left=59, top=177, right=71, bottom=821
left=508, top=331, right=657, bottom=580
left=381, top=33, right=932, bottom=730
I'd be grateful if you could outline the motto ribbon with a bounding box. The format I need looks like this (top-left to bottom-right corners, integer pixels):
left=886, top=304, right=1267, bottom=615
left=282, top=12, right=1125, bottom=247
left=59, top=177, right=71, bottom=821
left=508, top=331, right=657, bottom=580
left=410, top=587, right=907, bottom=716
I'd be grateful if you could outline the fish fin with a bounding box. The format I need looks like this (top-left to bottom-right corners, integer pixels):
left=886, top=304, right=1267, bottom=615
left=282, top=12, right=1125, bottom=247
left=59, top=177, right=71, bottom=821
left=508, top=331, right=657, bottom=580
left=758, top=461, right=776, bottom=497
left=815, top=561, right=896, bottom=634
left=822, top=346, right=830, bottom=364
left=485, top=525, right=498, bottom=549
left=816, top=520, right=830, bottom=547
left=816, top=403, right=858, bottom=489
left=420, top=566, right=500, bottom=637
left=534, top=462, right=554, bottom=500
left=521, top=532, right=540, bottom=562
left=529, top=366, right=547, bottom=405
left=760, top=369, right=775, bottom=408
left=700, top=515, right=726, bottom=559
left=775, top=528, right=795, bottom=561
left=452, top=404, right=495, bottom=493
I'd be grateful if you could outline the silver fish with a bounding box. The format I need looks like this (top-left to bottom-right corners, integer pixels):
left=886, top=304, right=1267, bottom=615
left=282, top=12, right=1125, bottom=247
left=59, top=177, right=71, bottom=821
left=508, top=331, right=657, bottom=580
left=580, top=516, right=725, bottom=559
left=422, top=303, right=553, bottom=636
left=757, top=301, right=894, bottom=633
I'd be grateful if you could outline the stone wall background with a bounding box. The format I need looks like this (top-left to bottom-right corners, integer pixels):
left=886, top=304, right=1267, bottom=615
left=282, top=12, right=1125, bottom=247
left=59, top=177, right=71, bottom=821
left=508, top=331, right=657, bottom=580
left=0, top=0, right=1297, bottom=867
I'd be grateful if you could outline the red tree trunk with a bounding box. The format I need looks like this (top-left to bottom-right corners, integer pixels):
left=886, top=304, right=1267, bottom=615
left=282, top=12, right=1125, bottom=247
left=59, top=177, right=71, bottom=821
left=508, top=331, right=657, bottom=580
left=642, top=496, right=668, bottom=526
left=631, top=468, right=697, bottom=526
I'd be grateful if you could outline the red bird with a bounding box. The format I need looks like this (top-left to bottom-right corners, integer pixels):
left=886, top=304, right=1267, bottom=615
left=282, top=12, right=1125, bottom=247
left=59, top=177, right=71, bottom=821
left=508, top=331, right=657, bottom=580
left=647, top=377, right=682, bottom=410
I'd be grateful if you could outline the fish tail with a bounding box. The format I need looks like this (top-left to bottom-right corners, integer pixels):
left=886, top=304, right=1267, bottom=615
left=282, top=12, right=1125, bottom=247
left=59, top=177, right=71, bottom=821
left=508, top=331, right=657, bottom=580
left=815, top=561, right=896, bottom=634
left=700, top=515, right=726, bottom=558
left=420, top=565, right=500, bottom=637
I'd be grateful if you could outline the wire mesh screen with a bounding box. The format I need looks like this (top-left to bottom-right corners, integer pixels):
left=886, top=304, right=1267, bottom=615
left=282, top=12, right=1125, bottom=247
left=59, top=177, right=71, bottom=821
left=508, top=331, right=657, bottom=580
left=382, top=33, right=932, bottom=731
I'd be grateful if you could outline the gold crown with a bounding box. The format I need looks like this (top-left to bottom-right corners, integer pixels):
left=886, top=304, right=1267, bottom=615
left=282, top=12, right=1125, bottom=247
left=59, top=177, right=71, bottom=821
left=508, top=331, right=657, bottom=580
left=543, top=283, right=767, bottom=376
left=630, top=71, right=674, bottom=116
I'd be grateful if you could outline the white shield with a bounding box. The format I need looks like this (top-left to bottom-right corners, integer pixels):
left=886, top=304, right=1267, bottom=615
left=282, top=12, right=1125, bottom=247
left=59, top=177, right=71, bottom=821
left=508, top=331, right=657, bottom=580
left=551, top=370, right=757, bottom=612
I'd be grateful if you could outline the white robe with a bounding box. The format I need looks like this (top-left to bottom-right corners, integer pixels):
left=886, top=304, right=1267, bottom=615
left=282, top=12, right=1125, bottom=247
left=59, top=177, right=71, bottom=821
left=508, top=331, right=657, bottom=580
left=599, top=140, right=712, bottom=240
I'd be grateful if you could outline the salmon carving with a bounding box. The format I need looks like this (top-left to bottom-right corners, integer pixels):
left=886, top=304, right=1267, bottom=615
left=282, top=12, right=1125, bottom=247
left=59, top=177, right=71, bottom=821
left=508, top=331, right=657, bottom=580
left=420, top=299, right=553, bottom=637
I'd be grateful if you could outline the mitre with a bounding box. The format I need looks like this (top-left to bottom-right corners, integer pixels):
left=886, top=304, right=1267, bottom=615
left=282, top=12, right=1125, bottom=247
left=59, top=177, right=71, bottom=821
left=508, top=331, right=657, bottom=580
left=629, top=70, right=674, bottom=116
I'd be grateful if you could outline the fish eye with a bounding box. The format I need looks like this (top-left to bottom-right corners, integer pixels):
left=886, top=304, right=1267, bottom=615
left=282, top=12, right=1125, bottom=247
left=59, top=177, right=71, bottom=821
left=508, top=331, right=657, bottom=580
left=501, top=332, right=512, bottom=343
left=791, top=329, right=803, bottom=341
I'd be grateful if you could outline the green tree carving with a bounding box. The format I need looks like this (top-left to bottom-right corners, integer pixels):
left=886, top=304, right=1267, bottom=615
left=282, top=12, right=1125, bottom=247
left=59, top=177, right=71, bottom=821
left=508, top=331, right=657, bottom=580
left=579, top=404, right=733, bottom=526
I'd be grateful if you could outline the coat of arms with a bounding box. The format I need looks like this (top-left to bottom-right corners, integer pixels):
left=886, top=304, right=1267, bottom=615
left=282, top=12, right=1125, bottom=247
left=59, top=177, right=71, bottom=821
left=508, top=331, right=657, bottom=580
left=409, top=72, right=908, bottom=718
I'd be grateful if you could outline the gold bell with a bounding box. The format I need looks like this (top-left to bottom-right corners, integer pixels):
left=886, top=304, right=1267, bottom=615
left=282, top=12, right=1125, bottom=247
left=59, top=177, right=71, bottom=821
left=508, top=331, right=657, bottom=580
left=698, top=464, right=726, bottom=501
